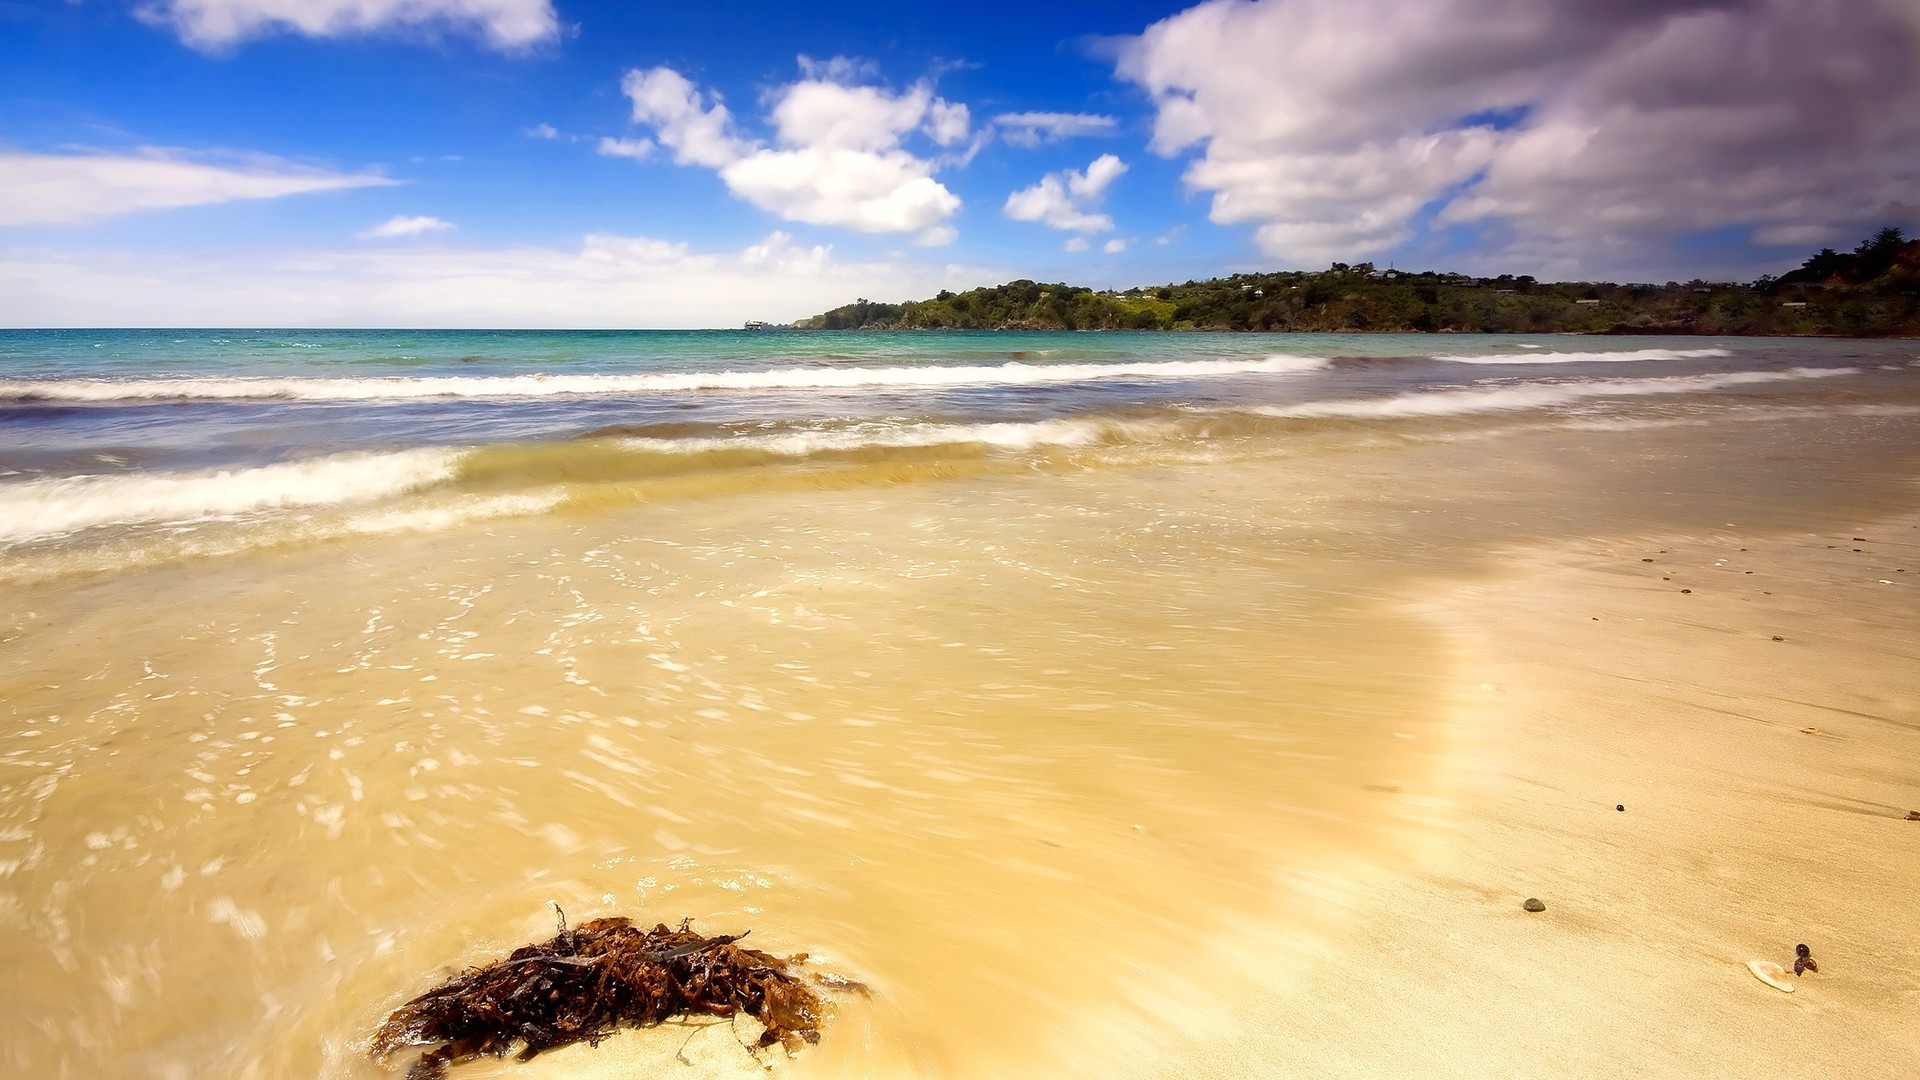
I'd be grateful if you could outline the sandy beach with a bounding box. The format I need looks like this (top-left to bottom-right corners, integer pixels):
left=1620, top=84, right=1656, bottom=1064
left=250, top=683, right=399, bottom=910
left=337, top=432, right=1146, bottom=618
left=6, top=334, right=1918, bottom=1079
left=1136, top=510, right=1920, bottom=1079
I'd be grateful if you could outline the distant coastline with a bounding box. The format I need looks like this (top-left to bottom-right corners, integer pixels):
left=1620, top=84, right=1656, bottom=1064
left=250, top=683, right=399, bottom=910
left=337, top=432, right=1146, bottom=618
left=794, top=228, right=1920, bottom=337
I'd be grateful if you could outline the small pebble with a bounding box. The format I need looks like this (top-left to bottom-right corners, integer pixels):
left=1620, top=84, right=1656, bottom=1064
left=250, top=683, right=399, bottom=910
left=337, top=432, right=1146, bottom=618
left=1523, top=898, right=1546, bottom=912
left=1680, top=588, right=1692, bottom=594
left=1906, top=810, right=1920, bottom=821
left=1771, top=635, right=1784, bottom=641
left=1794, top=943, right=1818, bottom=976
left=1616, top=804, right=1625, bottom=812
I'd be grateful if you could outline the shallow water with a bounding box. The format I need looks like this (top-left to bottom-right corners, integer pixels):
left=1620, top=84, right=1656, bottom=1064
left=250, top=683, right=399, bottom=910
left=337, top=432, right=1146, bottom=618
left=3, top=331, right=1918, bottom=1078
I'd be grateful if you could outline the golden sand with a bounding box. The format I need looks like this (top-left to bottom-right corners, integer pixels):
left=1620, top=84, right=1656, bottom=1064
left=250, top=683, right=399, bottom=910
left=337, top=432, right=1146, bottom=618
left=4, top=402, right=1918, bottom=1078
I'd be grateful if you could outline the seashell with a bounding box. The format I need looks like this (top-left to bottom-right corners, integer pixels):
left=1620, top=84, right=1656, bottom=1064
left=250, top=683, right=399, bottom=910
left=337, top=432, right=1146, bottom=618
left=1747, top=959, right=1794, bottom=992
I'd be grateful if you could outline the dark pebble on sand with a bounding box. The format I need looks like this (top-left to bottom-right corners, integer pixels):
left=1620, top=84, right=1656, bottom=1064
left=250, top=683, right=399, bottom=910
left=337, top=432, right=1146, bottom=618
left=1680, top=588, right=1692, bottom=594
left=1907, top=810, right=1920, bottom=821
left=1523, top=898, right=1546, bottom=912
left=1772, top=636, right=1784, bottom=641
left=1642, top=558, right=1654, bottom=562
left=1853, top=537, right=1867, bottom=542
left=1616, top=804, right=1625, bottom=812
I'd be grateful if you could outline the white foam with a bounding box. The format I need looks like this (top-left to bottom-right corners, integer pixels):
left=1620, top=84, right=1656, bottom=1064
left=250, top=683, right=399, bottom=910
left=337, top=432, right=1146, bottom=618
left=1251, top=366, right=1857, bottom=421
left=342, top=492, right=563, bottom=536
left=0, top=448, right=461, bottom=543
left=0, top=355, right=1329, bottom=403
left=1432, top=347, right=1732, bottom=365
left=621, top=416, right=1181, bottom=457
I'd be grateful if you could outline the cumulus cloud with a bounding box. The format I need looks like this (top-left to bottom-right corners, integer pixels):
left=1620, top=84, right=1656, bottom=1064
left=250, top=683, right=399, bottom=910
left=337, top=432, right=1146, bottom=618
left=1117, top=0, right=1920, bottom=271
left=0, top=148, right=393, bottom=226
left=618, top=61, right=966, bottom=241
left=926, top=100, right=972, bottom=147
left=994, top=112, right=1118, bottom=148
left=1003, top=154, right=1127, bottom=233
left=526, top=123, right=559, bottom=140
left=596, top=136, right=655, bottom=161
left=1103, top=238, right=1127, bottom=254
left=1064, top=237, right=1090, bottom=253
left=139, top=0, right=558, bottom=51
left=358, top=214, right=454, bottom=239
left=0, top=232, right=1005, bottom=328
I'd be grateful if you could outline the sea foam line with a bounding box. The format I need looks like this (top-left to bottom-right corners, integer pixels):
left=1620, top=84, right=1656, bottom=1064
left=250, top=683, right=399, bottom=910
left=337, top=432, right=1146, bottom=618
left=0, top=448, right=463, bottom=543
left=0, top=355, right=1329, bottom=403
left=1247, top=366, right=1858, bottom=420
left=619, top=416, right=1180, bottom=457
left=1430, top=347, right=1733, bottom=365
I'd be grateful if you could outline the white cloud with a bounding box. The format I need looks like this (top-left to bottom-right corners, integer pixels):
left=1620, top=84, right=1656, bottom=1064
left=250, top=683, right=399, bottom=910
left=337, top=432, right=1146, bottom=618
left=1154, top=225, right=1186, bottom=246
left=1103, top=238, right=1127, bottom=254
left=915, top=224, right=958, bottom=247
left=620, top=67, right=752, bottom=169
left=0, top=232, right=1006, bottom=328
left=358, top=214, right=454, bottom=239
left=926, top=100, right=971, bottom=147
left=596, top=136, right=655, bottom=161
left=796, top=55, right=880, bottom=84
left=0, top=148, right=393, bottom=227
left=1064, top=237, right=1089, bottom=253
left=619, top=62, right=965, bottom=237
left=1117, top=0, right=1920, bottom=270
left=1003, top=154, right=1127, bottom=233
left=994, top=112, right=1118, bottom=148
left=139, top=0, right=559, bottom=51
left=526, top=123, right=559, bottom=140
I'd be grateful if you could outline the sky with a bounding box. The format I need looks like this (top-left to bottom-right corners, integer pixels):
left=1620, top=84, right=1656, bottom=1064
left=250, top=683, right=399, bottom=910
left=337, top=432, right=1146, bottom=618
left=1, top=0, right=1917, bottom=327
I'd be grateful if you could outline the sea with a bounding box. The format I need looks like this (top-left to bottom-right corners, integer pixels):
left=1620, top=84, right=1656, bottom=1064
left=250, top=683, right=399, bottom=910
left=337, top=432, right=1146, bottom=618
left=3, top=329, right=1917, bottom=1078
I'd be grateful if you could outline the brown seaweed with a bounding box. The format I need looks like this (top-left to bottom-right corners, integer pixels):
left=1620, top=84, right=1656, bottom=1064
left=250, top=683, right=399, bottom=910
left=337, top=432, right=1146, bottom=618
left=371, top=913, right=828, bottom=1079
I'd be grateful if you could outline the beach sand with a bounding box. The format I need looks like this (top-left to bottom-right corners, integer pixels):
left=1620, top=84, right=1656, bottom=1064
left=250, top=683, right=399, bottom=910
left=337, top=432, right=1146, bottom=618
left=10, top=364, right=1920, bottom=1079
left=1136, top=512, right=1920, bottom=1079
left=450, top=494, right=1920, bottom=1080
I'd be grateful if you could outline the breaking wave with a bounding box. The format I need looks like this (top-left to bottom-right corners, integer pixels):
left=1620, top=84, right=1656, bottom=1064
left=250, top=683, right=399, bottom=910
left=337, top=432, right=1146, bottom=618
left=0, top=448, right=462, bottom=543
left=0, top=356, right=1330, bottom=404
left=1430, top=347, right=1733, bottom=365
left=1248, top=367, right=1856, bottom=420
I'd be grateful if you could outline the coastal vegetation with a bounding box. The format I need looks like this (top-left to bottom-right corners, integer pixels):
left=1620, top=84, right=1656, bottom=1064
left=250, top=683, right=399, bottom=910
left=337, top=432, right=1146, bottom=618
left=795, top=229, right=1920, bottom=335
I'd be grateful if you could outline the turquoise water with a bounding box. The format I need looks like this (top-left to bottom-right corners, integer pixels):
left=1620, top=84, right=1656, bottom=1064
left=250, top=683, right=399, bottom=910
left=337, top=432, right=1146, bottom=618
left=1, top=328, right=1914, bottom=578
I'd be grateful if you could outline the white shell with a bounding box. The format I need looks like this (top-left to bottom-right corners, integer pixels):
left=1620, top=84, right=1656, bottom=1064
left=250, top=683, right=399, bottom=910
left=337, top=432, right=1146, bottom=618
left=1747, top=959, right=1795, bottom=992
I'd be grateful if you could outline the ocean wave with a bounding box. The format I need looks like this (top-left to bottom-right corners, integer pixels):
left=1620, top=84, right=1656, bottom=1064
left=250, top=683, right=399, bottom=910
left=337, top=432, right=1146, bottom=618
left=1247, top=367, right=1857, bottom=420
left=1430, top=347, right=1732, bottom=365
left=0, top=356, right=1329, bottom=404
left=617, top=416, right=1180, bottom=457
left=0, top=448, right=461, bottom=544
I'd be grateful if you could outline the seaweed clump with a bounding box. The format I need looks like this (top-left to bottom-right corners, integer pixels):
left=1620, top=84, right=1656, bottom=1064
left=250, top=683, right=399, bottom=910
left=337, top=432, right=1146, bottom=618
left=371, top=913, right=827, bottom=1079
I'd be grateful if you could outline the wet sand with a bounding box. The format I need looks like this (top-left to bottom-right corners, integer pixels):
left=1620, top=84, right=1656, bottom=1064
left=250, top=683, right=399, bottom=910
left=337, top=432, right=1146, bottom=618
left=6, top=383, right=1920, bottom=1079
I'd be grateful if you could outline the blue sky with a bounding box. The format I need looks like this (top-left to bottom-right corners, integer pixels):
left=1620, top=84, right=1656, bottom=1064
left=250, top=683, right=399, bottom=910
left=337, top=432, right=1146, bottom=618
left=1, top=0, right=1914, bottom=326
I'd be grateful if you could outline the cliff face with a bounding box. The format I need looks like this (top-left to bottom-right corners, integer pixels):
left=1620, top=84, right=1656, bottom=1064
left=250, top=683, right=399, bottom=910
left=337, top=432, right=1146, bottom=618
left=796, top=233, right=1920, bottom=335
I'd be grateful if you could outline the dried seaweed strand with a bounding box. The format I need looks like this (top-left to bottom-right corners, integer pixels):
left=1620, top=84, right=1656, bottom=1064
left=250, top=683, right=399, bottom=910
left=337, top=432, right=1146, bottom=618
left=370, top=917, right=827, bottom=1080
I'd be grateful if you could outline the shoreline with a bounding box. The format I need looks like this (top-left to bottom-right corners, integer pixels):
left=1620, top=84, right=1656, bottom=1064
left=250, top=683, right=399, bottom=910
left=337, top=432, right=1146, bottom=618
left=1136, top=504, right=1920, bottom=1078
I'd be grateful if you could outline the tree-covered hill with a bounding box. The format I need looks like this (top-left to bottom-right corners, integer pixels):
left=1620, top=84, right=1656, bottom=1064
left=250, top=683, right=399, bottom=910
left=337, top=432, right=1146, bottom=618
left=794, top=229, right=1920, bottom=335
